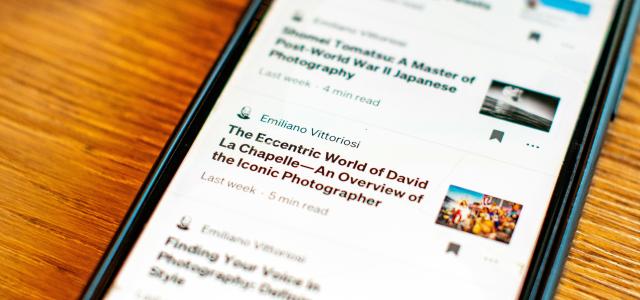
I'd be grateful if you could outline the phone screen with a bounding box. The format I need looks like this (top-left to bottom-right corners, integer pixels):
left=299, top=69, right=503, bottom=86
left=105, top=0, right=618, bottom=299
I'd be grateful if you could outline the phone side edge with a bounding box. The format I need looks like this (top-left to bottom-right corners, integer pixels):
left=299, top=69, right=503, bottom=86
left=80, top=1, right=267, bottom=298
left=540, top=1, right=640, bottom=299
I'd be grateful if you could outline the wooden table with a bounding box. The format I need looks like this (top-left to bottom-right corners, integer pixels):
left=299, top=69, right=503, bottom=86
left=0, top=1, right=638, bottom=299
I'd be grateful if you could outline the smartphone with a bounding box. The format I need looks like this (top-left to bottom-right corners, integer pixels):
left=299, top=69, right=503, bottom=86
left=82, top=1, right=639, bottom=299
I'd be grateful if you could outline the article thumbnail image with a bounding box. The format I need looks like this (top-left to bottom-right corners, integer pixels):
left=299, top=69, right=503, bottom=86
left=435, top=185, right=522, bottom=244
left=480, top=80, right=559, bottom=132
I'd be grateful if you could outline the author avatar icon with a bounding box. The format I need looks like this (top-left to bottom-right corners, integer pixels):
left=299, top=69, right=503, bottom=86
left=237, top=106, right=251, bottom=120
left=292, top=11, right=303, bottom=22
left=177, top=216, right=191, bottom=230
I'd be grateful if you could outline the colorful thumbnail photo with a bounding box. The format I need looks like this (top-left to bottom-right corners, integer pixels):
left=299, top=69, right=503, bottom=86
left=435, top=185, right=523, bottom=244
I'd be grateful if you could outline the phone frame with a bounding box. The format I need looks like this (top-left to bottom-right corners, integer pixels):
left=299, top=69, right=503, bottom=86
left=82, top=1, right=640, bottom=299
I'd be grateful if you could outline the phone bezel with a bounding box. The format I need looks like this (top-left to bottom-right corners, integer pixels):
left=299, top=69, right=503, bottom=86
left=81, top=0, right=636, bottom=298
left=521, top=0, right=638, bottom=298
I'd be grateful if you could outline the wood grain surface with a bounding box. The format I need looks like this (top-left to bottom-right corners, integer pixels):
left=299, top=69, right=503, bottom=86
left=0, top=1, right=638, bottom=299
